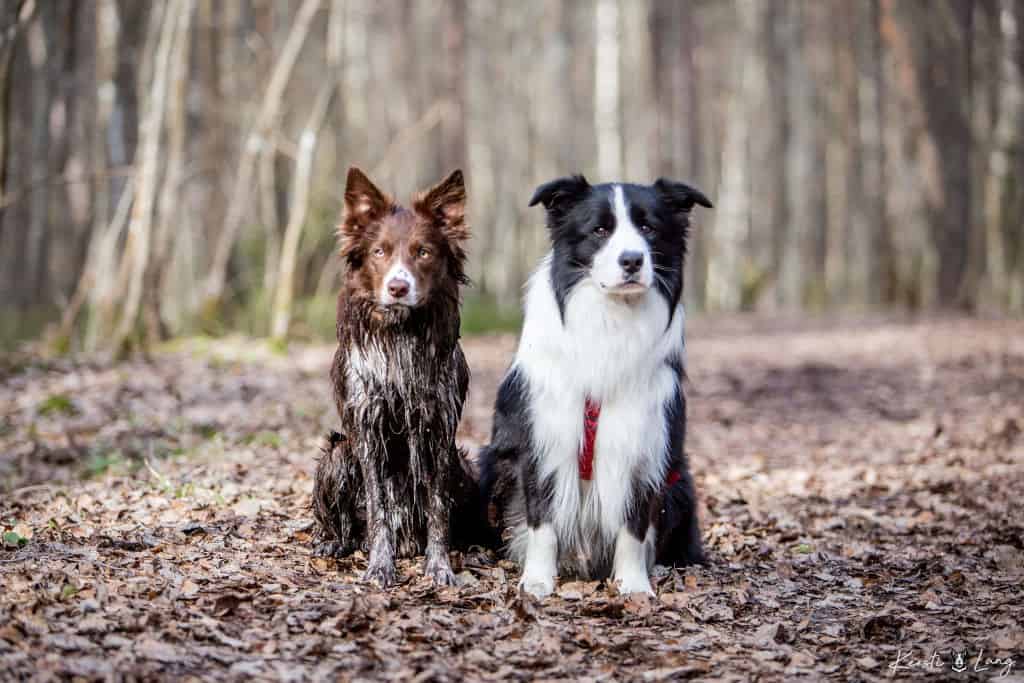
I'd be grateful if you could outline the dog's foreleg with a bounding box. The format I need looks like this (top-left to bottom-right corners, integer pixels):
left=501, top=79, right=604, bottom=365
left=611, top=526, right=655, bottom=595
left=520, top=524, right=558, bottom=599
left=612, top=487, right=657, bottom=596
left=518, top=457, right=558, bottom=599
left=360, top=452, right=397, bottom=587
left=423, top=448, right=456, bottom=586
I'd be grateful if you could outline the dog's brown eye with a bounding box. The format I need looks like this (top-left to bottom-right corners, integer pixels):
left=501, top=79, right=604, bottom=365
left=594, top=226, right=610, bottom=237
left=372, top=247, right=386, bottom=258
left=638, top=223, right=652, bottom=234
left=418, top=247, right=431, bottom=260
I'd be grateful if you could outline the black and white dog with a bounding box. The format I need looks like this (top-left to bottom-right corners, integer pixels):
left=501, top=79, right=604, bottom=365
left=479, top=175, right=711, bottom=598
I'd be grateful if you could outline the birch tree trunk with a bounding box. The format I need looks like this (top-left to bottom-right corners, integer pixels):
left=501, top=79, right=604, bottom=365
left=112, top=1, right=183, bottom=351
left=145, top=0, right=195, bottom=342
left=620, top=0, right=652, bottom=180
left=594, top=0, right=622, bottom=180
left=270, top=82, right=335, bottom=341
left=707, top=0, right=756, bottom=312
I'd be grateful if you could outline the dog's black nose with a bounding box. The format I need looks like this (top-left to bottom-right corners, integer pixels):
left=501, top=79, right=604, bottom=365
left=388, top=279, right=410, bottom=299
left=618, top=251, right=644, bottom=275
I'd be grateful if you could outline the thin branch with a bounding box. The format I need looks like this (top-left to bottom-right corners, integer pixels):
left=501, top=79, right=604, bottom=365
left=0, top=167, right=134, bottom=211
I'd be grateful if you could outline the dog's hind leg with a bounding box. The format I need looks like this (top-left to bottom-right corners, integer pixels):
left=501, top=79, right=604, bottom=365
left=655, top=467, right=706, bottom=567
left=312, top=431, right=364, bottom=557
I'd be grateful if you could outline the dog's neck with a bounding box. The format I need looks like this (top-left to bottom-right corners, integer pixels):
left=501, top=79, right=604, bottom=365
left=338, top=290, right=460, bottom=353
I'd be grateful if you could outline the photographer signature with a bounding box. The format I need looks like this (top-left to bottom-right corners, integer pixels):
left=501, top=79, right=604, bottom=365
left=889, top=648, right=1015, bottom=678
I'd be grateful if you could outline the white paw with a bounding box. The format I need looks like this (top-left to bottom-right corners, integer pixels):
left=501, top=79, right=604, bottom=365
left=614, top=572, right=655, bottom=596
left=611, top=526, right=655, bottom=596
left=519, top=573, right=556, bottom=599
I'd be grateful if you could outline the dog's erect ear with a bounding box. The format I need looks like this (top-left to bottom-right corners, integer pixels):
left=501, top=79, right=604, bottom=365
left=415, top=169, right=468, bottom=242
left=339, top=167, right=392, bottom=262
left=653, top=178, right=713, bottom=214
left=343, top=167, right=392, bottom=227
left=528, top=174, right=591, bottom=216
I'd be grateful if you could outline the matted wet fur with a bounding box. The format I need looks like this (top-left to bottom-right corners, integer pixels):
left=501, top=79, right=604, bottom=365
left=311, top=168, right=492, bottom=587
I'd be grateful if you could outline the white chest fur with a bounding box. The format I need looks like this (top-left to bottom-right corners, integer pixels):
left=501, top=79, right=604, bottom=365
left=512, top=256, right=685, bottom=560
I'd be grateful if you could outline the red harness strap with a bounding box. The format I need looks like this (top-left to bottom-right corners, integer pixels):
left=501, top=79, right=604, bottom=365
left=578, top=399, right=601, bottom=480
left=577, top=399, right=683, bottom=488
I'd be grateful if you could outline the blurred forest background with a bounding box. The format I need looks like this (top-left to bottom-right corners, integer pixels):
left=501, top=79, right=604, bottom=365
left=0, top=0, right=1021, bottom=353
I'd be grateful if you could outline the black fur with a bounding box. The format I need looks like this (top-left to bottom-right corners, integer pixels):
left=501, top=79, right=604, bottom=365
left=530, top=175, right=711, bottom=324
left=481, top=176, right=711, bottom=578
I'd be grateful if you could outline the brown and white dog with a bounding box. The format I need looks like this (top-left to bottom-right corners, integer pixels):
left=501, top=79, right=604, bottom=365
left=312, top=167, right=489, bottom=586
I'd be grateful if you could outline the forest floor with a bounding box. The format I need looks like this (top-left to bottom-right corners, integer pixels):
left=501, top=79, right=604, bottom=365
left=1, top=316, right=1023, bottom=682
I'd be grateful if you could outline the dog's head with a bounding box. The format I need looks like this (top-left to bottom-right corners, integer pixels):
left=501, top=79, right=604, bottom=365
left=529, top=175, right=711, bottom=313
left=339, top=168, right=469, bottom=315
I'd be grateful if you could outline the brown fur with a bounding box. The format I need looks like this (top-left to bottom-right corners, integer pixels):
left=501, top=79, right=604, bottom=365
left=312, top=168, right=491, bottom=587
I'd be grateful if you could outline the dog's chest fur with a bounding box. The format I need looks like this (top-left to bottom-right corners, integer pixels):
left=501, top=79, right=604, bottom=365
left=344, top=333, right=459, bottom=436
left=337, top=308, right=464, bottom=476
left=319, top=300, right=468, bottom=557
left=511, top=256, right=685, bottom=569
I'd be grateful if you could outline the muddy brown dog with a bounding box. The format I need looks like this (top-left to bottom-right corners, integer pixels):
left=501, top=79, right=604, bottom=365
left=312, top=168, right=491, bottom=586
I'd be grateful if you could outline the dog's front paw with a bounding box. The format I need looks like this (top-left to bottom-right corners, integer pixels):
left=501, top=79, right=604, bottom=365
left=424, top=555, right=457, bottom=586
left=519, top=572, right=556, bottom=599
left=613, top=571, right=655, bottom=596
left=363, top=560, right=397, bottom=587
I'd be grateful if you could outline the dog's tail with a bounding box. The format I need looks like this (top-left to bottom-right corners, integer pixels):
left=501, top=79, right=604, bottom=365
left=451, top=447, right=504, bottom=551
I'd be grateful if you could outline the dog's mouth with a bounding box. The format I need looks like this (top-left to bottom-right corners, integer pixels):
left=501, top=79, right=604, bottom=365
left=371, top=302, right=413, bottom=323
left=603, top=279, right=648, bottom=296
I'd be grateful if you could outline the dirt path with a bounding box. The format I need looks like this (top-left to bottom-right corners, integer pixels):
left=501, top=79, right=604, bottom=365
left=2, top=318, right=1023, bottom=681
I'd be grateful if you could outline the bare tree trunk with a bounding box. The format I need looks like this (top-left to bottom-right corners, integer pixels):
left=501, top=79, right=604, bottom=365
left=0, top=0, right=29, bottom=305
left=0, top=0, right=30, bottom=204
left=764, top=0, right=791, bottom=310
left=594, top=0, right=621, bottom=180
left=984, top=0, right=1022, bottom=309
left=903, top=0, right=975, bottom=308
left=145, top=0, right=195, bottom=343
left=440, top=0, right=466, bottom=173
left=48, top=1, right=84, bottom=299
left=25, top=2, right=51, bottom=307
left=112, top=1, right=185, bottom=351
left=652, top=0, right=706, bottom=310
left=864, top=0, right=891, bottom=306
left=110, top=0, right=148, bottom=220
left=707, top=0, right=756, bottom=312
left=780, top=3, right=812, bottom=309
left=203, top=0, right=321, bottom=305
left=620, top=0, right=652, bottom=180
left=271, top=82, right=335, bottom=341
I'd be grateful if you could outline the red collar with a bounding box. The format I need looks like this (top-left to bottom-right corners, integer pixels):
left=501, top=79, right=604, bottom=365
left=577, top=398, right=682, bottom=488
